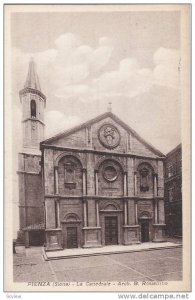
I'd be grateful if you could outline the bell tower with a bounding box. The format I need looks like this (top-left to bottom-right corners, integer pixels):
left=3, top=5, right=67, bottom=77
left=17, top=59, right=45, bottom=247
left=19, top=58, right=46, bottom=152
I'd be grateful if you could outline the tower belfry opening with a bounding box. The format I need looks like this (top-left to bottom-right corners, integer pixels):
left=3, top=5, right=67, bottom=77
left=19, top=59, right=46, bottom=150
left=31, top=100, right=36, bottom=118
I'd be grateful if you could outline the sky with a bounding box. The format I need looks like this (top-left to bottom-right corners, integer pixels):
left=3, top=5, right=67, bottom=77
left=10, top=8, right=182, bottom=236
left=12, top=10, right=181, bottom=152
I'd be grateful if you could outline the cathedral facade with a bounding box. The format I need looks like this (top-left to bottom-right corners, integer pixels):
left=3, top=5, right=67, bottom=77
left=18, top=61, right=166, bottom=250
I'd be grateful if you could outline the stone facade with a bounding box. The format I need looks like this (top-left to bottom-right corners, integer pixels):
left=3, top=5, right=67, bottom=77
left=41, top=113, right=166, bottom=251
left=164, top=144, right=182, bottom=237
left=17, top=60, right=167, bottom=250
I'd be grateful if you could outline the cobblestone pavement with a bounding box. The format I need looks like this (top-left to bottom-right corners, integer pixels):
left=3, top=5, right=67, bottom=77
left=13, top=246, right=182, bottom=282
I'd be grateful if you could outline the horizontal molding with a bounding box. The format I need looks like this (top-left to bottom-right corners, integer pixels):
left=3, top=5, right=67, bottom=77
left=41, top=144, right=164, bottom=161
left=19, top=87, right=46, bottom=101
left=82, top=227, right=101, bottom=230
left=17, top=171, right=40, bottom=175
left=19, top=152, right=41, bottom=157
left=19, top=205, right=43, bottom=208
left=122, top=225, right=140, bottom=228
left=45, top=228, right=62, bottom=232
left=99, top=209, right=123, bottom=213
left=44, top=194, right=164, bottom=201
left=22, top=118, right=45, bottom=126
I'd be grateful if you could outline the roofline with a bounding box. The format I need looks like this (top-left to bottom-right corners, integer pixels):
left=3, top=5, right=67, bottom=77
left=41, top=112, right=109, bottom=144
left=166, top=143, right=182, bottom=157
left=40, top=111, right=165, bottom=157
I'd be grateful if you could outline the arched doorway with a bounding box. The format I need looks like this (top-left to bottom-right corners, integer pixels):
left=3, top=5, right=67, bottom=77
left=61, top=213, right=82, bottom=249
left=139, top=212, right=152, bottom=243
left=100, top=202, right=122, bottom=246
left=105, top=216, right=118, bottom=245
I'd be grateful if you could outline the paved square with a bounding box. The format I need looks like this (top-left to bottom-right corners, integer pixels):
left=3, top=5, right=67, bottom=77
left=13, top=246, right=183, bottom=282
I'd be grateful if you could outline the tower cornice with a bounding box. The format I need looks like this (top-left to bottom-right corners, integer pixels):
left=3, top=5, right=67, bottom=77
left=19, top=87, right=46, bottom=103
left=22, top=118, right=45, bottom=126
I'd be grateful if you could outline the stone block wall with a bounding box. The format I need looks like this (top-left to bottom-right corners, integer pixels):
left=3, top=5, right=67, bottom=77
left=18, top=153, right=44, bottom=230
left=98, top=159, right=124, bottom=197
left=60, top=199, right=83, bottom=223
left=45, top=199, right=56, bottom=229
left=44, top=149, right=54, bottom=195
left=41, top=116, right=166, bottom=249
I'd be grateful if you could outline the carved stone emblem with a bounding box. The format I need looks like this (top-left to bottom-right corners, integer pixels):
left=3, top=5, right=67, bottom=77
left=98, top=123, right=120, bottom=149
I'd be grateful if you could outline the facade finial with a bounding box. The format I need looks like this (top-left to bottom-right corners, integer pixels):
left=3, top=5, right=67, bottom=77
left=107, top=101, right=112, bottom=112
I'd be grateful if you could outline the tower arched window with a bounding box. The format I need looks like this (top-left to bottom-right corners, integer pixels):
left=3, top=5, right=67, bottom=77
left=31, top=100, right=36, bottom=118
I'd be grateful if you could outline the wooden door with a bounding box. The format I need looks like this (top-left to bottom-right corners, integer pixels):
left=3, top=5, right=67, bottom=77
left=67, top=227, right=78, bottom=248
left=105, top=216, right=118, bottom=245
left=141, top=220, right=149, bottom=242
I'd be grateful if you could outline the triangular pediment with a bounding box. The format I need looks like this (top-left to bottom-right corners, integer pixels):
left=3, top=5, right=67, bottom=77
left=41, top=112, right=164, bottom=158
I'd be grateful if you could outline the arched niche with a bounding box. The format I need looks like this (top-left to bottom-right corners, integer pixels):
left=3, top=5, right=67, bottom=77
left=103, top=201, right=121, bottom=211
left=63, top=213, right=81, bottom=223
left=139, top=211, right=152, bottom=220
left=137, top=162, right=154, bottom=195
left=54, top=152, right=83, bottom=168
left=57, top=155, right=83, bottom=196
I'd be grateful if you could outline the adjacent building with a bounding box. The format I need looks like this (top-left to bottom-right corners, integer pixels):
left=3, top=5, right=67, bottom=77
left=164, top=144, right=182, bottom=238
left=17, top=60, right=167, bottom=250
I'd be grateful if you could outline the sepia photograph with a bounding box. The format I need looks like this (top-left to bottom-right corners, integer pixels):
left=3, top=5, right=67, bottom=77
left=4, top=4, right=191, bottom=293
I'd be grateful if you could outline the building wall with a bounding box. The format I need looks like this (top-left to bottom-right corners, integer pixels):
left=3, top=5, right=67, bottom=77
left=98, top=159, right=124, bottom=197
left=58, top=155, right=83, bottom=196
left=42, top=117, right=166, bottom=250
left=164, top=144, right=182, bottom=237
left=18, top=153, right=44, bottom=231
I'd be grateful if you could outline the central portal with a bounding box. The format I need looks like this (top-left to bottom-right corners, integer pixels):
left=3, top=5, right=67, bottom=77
left=105, top=216, right=118, bottom=245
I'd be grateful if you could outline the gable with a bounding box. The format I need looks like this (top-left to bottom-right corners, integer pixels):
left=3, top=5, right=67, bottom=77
left=131, top=135, right=158, bottom=157
left=48, top=127, right=86, bottom=148
left=41, top=112, right=164, bottom=158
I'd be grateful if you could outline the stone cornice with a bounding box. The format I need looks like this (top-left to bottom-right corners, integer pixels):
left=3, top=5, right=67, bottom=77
left=44, top=194, right=164, bottom=201
left=17, top=171, right=40, bottom=175
left=40, top=144, right=165, bottom=161
left=22, top=118, right=45, bottom=126
left=19, top=87, right=46, bottom=102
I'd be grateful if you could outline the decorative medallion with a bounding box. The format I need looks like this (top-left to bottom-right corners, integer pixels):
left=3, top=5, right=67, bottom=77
left=103, top=165, right=118, bottom=182
left=98, top=123, right=120, bottom=149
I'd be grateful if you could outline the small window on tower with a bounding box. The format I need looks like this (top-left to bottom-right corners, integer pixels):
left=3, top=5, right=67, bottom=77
left=31, top=100, right=36, bottom=118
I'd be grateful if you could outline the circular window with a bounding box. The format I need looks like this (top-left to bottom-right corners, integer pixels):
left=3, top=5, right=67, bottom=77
left=103, top=165, right=118, bottom=182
